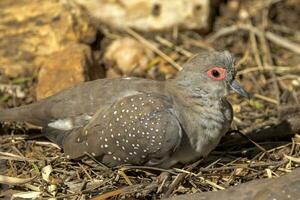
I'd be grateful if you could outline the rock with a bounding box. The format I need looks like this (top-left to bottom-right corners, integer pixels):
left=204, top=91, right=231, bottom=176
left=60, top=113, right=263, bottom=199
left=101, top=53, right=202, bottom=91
left=166, top=168, right=300, bottom=200
left=0, top=0, right=96, bottom=78
left=105, top=68, right=122, bottom=79
left=36, top=44, right=101, bottom=100
left=104, top=37, right=153, bottom=76
left=74, top=0, right=211, bottom=31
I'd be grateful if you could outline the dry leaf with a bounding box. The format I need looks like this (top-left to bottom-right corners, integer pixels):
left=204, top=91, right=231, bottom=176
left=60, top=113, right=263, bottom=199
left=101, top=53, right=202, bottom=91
left=0, top=175, right=35, bottom=185
left=11, top=191, right=42, bottom=199
left=42, top=165, right=53, bottom=182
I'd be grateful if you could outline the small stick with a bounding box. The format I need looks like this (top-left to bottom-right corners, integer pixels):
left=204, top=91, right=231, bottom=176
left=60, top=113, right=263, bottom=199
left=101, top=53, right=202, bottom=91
left=0, top=151, right=38, bottom=162
left=91, top=185, right=140, bottom=200
left=156, top=173, right=169, bottom=194
left=155, top=35, right=193, bottom=57
left=207, top=24, right=300, bottom=55
left=125, top=27, right=183, bottom=71
left=256, top=23, right=280, bottom=106
left=266, top=31, right=300, bottom=54
left=227, top=130, right=271, bottom=157
left=163, top=159, right=202, bottom=198
left=237, top=65, right=300, bottom=75
left=118, top=169, right=133, bottom=186
left=254, top=93, right=279, bottom=105
left=85, top=152, right=110, bottom=170
left=163, top=172, right=186, bottom=198
left=196, top=160, right=286, bottom=173
left=78, top=163, right=93, bottom=181
left=117, top=165, right=177, bottom=175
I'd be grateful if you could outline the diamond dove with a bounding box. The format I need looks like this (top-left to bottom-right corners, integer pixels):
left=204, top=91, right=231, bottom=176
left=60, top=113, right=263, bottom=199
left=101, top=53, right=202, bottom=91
left=0, top=51, right=249, bottom=168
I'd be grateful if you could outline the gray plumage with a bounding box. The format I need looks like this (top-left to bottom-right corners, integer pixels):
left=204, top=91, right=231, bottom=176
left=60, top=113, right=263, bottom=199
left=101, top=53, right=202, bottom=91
left=0, top=51, right=249, bottom=168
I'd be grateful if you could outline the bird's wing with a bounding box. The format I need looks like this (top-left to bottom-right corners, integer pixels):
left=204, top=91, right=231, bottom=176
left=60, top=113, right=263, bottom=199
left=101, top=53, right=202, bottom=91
left=60, top=93, right=182, bottom=167
left=0, top=77, right=163, bottom=127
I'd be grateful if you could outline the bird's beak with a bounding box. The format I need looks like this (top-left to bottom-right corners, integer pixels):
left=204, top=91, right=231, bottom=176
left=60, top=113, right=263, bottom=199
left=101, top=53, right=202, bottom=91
left=230, top=80, right=250, bottom=98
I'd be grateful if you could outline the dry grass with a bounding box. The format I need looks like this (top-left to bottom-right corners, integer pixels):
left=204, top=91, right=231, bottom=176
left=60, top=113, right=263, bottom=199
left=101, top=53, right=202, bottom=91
left=1, top=0, right=300, bottom=199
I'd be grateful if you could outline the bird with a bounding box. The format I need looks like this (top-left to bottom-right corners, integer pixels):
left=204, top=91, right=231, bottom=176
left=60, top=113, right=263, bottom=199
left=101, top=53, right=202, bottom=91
left=0, top=51, right=249, bottom=168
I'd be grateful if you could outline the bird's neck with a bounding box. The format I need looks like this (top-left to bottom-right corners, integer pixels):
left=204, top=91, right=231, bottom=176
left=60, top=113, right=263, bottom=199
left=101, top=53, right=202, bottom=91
left=166, top=79, right=232, bottom=153
left=166, top=78, right=224, bottom=107
left=166, top=79, right=228, bottom=129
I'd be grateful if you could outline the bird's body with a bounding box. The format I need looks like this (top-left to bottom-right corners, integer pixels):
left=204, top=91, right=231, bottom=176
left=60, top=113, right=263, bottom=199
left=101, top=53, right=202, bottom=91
left=0, top=51, right=248, bottom=168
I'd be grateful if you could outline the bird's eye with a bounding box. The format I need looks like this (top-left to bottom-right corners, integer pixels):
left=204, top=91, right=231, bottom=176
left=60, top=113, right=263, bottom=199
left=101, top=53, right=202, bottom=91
left=212, top=69, right=220, bottom=78
left=207, top=67, right=226, bottom=81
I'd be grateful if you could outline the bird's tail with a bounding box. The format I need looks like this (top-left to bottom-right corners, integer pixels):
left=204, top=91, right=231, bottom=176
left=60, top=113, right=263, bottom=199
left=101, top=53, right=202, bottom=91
left=0, top=104, right=46, bottom=126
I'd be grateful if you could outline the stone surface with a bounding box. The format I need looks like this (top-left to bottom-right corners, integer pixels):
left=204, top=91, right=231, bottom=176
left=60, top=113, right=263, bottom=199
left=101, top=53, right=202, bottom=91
left=166, top=168, right=300, bottom=200
left=36, top=44, right=102, bottom=100
left=104, top=37, right=153, bottom=76
left=74, top=0, right=211, bottom=31
left=0, top=0, right=96, bottom=78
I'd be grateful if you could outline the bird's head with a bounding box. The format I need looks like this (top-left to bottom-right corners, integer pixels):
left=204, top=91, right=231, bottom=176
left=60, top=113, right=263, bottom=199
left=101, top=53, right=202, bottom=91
left=175, top=51, right=249, bottom=99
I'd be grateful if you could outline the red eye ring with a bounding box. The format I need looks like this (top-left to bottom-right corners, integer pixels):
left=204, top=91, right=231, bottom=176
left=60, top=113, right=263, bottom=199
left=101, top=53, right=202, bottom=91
left=207, top=67, right=226, bottom=81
